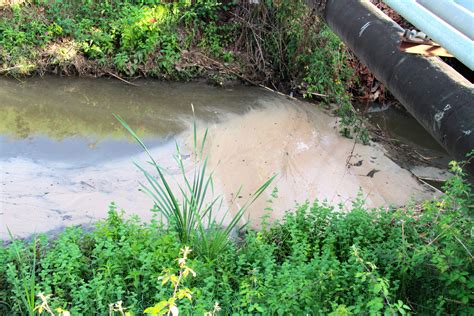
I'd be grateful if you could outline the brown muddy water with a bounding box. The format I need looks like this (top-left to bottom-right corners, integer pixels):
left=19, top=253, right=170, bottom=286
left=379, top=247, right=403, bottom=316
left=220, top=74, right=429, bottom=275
left=0, top=76, right=442, bottom=239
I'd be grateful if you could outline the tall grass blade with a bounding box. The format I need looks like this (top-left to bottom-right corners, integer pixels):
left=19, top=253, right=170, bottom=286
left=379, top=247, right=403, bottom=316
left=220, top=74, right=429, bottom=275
left=7, top=228, right=37, bottom=316
left=115, top=111, right=274, bottom=258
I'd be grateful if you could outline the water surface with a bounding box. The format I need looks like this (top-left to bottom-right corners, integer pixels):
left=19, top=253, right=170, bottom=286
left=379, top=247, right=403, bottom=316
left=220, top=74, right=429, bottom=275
left=367, top=105, right=452, bottom=168
left=0, top=76, right=270, bottom=165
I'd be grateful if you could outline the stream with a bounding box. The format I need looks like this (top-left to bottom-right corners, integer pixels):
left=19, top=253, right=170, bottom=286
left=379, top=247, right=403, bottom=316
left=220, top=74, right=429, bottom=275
left=0, top=76, right=447, bottom=239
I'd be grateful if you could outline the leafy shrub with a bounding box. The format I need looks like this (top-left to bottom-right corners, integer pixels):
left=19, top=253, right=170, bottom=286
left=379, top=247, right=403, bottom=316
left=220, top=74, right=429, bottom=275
left=0, top=0, right=225, bottom=76
left=0, top=4, right=50, bottom=73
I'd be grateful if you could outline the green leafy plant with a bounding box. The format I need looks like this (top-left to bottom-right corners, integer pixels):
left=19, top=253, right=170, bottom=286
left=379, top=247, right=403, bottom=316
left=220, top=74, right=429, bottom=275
left=351, top=245, right=411, bottom=315
left=144, top=246, right=196, bottom=316
left=34, top=292, right=71, bottom=316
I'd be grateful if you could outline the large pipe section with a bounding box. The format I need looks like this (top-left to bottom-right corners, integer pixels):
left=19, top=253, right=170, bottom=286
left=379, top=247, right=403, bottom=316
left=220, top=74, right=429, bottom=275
left=306, top=0, right=474, bottom=173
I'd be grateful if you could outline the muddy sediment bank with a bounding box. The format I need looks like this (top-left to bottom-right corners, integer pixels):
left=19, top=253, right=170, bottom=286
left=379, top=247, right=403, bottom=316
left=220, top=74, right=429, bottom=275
left=0, top=79, right=439, bottom=239
left=202, top=99, right=438, bottom=224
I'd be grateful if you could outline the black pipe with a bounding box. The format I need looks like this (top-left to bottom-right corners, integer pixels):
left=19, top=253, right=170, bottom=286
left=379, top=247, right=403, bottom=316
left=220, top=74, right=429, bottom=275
left=307, top=0, right=474, bottom=173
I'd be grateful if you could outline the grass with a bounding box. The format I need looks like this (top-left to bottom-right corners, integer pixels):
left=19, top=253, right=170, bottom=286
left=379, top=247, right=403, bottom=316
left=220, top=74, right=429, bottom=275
left=6, top=229, right=37, bottom=315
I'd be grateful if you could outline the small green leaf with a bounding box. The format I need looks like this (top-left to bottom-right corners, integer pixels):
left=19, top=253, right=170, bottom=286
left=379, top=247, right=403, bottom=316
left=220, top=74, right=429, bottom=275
left=373, top=283, right=382, bottom=294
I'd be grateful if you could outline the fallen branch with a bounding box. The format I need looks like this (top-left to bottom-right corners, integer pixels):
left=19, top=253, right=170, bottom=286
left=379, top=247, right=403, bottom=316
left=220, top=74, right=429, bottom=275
left=300, top=91, right=329, bottom=98
left=106, top=71, right=139, bottom=87
left=0, top=64, right=35, bottom=74
left=415, top=177, right=443, bottom=193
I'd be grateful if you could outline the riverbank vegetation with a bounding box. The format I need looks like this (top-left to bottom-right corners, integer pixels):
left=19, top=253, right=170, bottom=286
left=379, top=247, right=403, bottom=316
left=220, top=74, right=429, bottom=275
left=1, top=160, right=472, bottom=315
left=0, top=0, right=367, bottom=139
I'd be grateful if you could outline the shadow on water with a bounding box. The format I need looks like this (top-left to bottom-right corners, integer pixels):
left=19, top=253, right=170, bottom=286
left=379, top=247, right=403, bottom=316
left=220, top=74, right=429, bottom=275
left=366, top=103, right=458, bottom=190
left=366, top=104, right=452, bottom=169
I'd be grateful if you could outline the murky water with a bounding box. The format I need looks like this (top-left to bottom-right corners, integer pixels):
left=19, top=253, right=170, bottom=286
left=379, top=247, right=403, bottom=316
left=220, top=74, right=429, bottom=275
left=367, top=105, right=452, bottom=168
left=0, top=76, right=269, bottom=165
left=1, top=77, right=440, bottom=239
